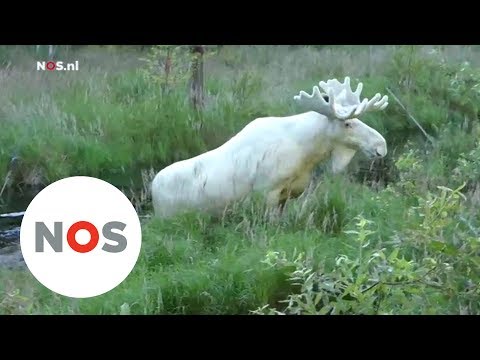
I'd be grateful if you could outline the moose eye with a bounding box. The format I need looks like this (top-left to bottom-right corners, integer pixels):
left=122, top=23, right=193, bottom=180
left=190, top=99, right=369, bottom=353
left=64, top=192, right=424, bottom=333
left=345, top=122, right=352, bottom=128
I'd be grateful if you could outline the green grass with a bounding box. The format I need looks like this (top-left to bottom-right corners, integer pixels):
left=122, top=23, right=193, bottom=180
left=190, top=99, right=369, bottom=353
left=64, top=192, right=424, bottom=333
left=0, top=176, right=398, bottom=314
left=1, top=45, right=480, bottom=314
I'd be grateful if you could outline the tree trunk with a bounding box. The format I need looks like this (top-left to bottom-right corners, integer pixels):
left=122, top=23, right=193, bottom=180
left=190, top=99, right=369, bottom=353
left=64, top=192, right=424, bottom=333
left=189, top=45, right=205, bottom=111
left=48, top=45, right=55, bottom=59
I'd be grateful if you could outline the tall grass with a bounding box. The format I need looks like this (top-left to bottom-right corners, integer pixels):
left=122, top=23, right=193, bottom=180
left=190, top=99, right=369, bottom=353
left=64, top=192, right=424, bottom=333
left=0, top=45, right=479, bottom=314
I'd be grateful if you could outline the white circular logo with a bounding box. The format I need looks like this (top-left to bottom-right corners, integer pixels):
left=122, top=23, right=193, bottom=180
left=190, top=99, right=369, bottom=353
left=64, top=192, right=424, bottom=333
left=20, top=176, right=142, bottom=299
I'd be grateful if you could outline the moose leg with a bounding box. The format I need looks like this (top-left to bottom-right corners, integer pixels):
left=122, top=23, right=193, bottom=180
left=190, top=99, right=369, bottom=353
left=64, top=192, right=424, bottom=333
left=267, top=188, right=291, bottom=215
left=289, top=171, right=312, bottom=196
left=278, top=196, right=288, bottom=212
left=266, top=188, right=282, bottom=208
left=281, top=172, right=312, bottom=203
left=266, top=171, right=312, bottom=214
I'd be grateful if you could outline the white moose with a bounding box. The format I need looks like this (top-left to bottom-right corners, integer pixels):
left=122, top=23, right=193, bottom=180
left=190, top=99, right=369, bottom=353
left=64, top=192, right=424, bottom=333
left=151, top=76, right=389, bottom=218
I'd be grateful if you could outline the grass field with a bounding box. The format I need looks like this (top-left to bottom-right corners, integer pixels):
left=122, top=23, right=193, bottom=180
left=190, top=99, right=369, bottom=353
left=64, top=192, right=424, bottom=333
left=0, top=45, right=479, bottom=314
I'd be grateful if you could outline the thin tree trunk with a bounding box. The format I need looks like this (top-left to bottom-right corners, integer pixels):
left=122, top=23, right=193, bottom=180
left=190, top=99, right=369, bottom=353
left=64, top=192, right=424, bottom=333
left=189, top=45, right=205, bottom=111
left=162, top=47, right=172, bottom=95
left=48, top=45, right=55, bottom=59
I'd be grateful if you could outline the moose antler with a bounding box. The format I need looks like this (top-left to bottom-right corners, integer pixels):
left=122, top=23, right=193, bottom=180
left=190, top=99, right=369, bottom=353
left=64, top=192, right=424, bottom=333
left=293, top=77, right=389, bottom=120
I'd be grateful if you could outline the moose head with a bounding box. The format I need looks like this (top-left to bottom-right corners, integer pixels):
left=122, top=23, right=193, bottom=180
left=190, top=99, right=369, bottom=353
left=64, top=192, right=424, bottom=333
left=294, top=76, right=389, bottom=159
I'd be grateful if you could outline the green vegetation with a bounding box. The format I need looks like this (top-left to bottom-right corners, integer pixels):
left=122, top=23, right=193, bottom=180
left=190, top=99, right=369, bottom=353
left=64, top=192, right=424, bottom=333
left=0, top=45, right=479, bottom=314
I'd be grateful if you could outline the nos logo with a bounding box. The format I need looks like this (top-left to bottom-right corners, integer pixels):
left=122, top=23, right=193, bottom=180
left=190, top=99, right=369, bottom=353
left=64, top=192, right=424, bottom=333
left=20, top=177, right=142, bottom=299
left=35, top=220, right=127, bottom=254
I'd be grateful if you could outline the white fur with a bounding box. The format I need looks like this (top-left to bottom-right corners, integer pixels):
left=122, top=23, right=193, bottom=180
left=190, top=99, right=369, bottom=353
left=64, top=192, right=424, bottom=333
left=151, top=110, right=387, bottom=218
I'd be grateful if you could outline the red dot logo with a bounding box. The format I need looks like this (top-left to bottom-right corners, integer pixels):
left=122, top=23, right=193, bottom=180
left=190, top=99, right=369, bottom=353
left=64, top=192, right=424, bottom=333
left=67, top=221, right=100, bottom=253
left=46, top=61, right=56, bottom=71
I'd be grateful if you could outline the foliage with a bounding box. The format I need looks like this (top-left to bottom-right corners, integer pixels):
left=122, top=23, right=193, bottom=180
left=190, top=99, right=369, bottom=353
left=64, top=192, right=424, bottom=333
left=1, top=45, right=480, bottom=315
left=454, top=141, right=480, bottom=187
left=139, top=45, right=192, bottom=95
left=253, top=186, right=479, bottom=315
left=138, top=45, right=217, bottom=96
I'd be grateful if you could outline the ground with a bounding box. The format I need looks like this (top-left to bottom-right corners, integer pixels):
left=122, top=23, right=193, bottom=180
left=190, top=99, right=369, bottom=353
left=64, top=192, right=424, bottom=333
left=0, top=45, right=479, bottom=314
